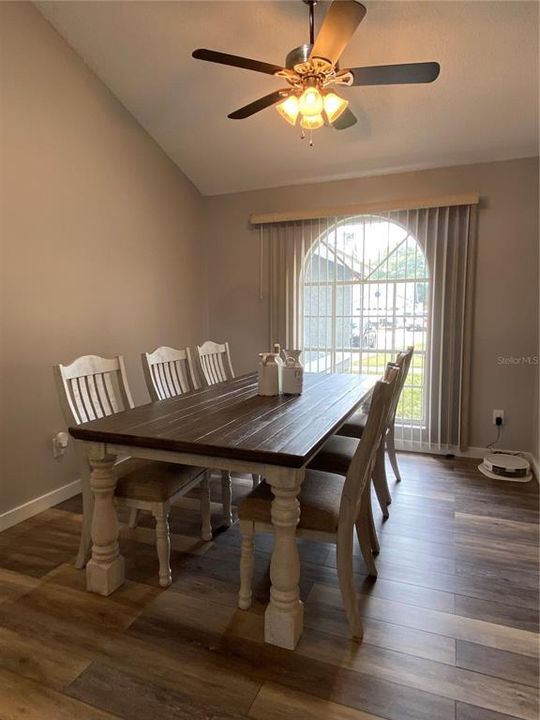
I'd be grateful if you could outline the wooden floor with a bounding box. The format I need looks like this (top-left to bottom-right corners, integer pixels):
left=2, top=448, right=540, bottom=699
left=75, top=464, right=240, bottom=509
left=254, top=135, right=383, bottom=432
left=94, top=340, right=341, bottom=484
left=0, top=454, right=538, bottom=720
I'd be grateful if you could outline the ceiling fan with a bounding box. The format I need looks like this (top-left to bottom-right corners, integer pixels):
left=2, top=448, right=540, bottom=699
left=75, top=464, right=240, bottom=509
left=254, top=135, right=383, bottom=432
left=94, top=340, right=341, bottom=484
left=192, top=0, right=440, bottom=139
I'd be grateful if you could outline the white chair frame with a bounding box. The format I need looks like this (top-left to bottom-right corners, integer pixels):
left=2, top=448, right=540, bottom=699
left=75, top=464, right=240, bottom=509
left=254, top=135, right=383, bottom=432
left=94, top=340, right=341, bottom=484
left=337, top=347, right=414, bottom=518
left=194, top=340, right=234, bottom=388
left=54, top=354, right=212, bottom=586
left=386, top=346, right=414, bottom=484
left=142, top=345, right=194, bottom=401
left=238, top=370, right=398, bottom=640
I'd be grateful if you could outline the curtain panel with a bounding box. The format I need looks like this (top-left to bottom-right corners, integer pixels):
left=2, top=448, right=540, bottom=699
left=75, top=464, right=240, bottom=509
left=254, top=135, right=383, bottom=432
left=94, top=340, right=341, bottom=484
left=257, top=203, right=477, bottom=452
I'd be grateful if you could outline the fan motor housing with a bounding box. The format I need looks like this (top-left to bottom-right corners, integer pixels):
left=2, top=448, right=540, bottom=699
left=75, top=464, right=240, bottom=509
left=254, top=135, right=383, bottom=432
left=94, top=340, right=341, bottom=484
left=285, top=44, right=313, bottom=69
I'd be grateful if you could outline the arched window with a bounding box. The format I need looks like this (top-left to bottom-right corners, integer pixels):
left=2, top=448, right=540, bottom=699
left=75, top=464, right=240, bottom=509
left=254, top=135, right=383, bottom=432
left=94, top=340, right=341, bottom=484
left=302, top=215, right=429, bottom=427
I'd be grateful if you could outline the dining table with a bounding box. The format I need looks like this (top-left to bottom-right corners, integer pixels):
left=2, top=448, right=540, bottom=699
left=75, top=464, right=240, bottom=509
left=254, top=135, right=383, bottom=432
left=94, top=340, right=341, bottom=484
left=69, top=371, right=376, bottom=650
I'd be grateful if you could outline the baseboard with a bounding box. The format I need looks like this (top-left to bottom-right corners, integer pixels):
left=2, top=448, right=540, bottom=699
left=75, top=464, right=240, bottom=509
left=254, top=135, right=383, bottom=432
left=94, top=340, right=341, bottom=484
left=0, top=478, right=81, bottom=533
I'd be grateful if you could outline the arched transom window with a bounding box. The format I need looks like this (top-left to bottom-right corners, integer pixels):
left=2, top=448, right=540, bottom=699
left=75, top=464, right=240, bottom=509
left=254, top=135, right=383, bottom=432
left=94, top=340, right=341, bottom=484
left=302, top=215, right=429, bottom=427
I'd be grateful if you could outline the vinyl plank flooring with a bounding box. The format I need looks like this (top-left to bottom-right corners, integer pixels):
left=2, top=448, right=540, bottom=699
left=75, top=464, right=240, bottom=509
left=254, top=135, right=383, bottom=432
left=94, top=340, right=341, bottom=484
left=129, top=612, right=455, bottom=720
left=0, top=667, right=118, bottom=720
left=454, top=533, right=539, bottom=564
left=303, top=563, right=456, bottom=612
left=297, top=628, right=539, bottom=720
left=326, top=545, right=457, bottom=575
left=455, top=560, right=539, bottom=590
left=248, top=682, right=386, bottom=720
left=456, top=701, right=530, bottom=720
left=454, top=513, right=539, bottom=546
left=456, top=640, right=539, bottom=688
left=0, top=567, right=40, bottom=604
left=454, top=594, right=539, bottom=633
left=308, top=584, right=539, bottom=657
left=66, top=662, right=251, bottom=720
left=0, top=626, right=91, bottom=690
left=303, top=600, right=456, bottom=663
left=0, top=590, right=261, bottom=715
left=454, top=496, right=540, bottom=524
left=345, top=558, right=539, bottom=610
left=0, top=453, right=537, bottom=720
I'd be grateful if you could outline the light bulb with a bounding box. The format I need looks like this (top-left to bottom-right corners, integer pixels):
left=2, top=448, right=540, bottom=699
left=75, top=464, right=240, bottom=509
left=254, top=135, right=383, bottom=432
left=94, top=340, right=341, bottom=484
left=300, top=113, right=324, bottom=130
left=298, top=87, right=324, bottom=117
left=323, top=92, right=349, bottom=124
left=276, top=95, right=300, bottom=126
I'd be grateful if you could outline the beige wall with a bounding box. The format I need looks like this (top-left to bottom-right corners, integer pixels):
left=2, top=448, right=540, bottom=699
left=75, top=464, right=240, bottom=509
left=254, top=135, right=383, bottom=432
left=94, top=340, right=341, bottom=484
left=0, top=3, right=207, bottom=514
left=204, top=157, right=539, bottom=454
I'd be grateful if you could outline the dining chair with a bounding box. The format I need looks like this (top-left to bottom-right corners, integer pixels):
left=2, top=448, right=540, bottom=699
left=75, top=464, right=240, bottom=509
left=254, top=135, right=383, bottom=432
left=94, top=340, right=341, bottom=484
left=385, top=347, right=414, bottom=484
left=142, top=344, right=241, bottom=526
left=193, top=340, right=260, bottom=506
left=237, top=369, right=398, bottom=640
left=54, top=354, right=213, bottom=587
left=142, top=345, right=194, bottom=401
left=333, top=347, right=414, bottom=516
left=194, top=340, right=234, bottom=387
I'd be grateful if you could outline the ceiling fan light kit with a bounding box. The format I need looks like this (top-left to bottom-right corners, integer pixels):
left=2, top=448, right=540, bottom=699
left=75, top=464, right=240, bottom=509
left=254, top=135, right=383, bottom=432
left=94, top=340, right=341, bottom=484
left=192, top=0, right=440, bottom=146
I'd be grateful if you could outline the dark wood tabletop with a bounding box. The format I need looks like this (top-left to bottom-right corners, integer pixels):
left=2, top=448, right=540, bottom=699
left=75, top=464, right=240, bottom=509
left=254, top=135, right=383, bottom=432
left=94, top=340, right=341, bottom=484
left=69, top=372, right=375, bottom=468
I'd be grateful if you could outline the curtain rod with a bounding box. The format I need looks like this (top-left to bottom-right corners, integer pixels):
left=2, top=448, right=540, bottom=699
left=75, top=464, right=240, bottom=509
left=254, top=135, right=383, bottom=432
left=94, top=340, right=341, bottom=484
left=250, top=193, right=480, bottom=225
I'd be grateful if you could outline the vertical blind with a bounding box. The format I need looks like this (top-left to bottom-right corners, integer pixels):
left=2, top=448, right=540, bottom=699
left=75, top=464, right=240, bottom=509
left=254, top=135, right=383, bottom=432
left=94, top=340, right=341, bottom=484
left=257, top=202, right=477, bottom=451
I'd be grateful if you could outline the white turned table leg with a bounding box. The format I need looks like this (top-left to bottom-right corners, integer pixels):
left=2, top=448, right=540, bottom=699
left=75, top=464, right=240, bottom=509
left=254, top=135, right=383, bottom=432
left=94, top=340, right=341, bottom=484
left=264, top=467, right=304, bottom=650
left=85, top=444, right=124, bottom=595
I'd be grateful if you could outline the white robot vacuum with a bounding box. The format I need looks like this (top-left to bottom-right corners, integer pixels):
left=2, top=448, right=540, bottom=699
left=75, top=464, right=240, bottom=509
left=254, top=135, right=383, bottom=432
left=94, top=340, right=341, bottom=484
left=478, top=452, right=532, bottom=482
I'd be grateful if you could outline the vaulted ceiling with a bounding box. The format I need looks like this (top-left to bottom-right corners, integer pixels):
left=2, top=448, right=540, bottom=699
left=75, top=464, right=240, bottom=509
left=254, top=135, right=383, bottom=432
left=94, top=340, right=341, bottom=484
left=36, top=1, right=539, bottom=195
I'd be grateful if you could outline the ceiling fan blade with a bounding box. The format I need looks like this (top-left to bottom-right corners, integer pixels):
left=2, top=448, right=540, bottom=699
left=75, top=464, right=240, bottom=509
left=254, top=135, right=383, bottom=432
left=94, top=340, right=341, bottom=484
left=310, top=1, right=366, bottom=66
left=192, top=49, right=283, bottom=76
left=350, top=62, right=440, bottom=86
left=228, top=90, right=290, bottom=120
left=332, top=107, right=357, bottom=130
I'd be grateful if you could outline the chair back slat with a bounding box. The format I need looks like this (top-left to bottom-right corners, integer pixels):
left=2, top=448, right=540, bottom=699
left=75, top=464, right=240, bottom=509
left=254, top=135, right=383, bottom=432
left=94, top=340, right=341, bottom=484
left=157, top=362, right=169, bottom=398
left=195, top=340, right=234, bottom=387
left=207, top=355, right=218, bottom=384
left=54, top=354, right=134, bottom=428
left=95, top=373, right=113, bottom=415
left=162, top=362, right=177, bottom=396
left=69, top=378, right=87, bottom=424
left=142, top=346, right=194, bottom=402
left=78, top=375, right=97, bottom=421
left=85, top=374, right=105, bottom=419
left=175, top=360, right=190, bottom=393
left=102, top=372, right=121, bottom=413
left=338, top=366, right=399, bottom=531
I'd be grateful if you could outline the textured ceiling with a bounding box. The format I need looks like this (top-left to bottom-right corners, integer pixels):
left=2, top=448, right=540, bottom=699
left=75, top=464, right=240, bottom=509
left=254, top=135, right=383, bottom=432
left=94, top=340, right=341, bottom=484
left=36, top=1, right=539, bottom=195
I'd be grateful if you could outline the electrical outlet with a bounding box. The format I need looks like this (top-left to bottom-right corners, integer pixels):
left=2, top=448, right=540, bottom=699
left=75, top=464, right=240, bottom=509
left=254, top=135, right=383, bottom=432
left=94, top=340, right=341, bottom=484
left=52, top=431, right=69, bottom=459
left=492, top=409, right=504, bottom=425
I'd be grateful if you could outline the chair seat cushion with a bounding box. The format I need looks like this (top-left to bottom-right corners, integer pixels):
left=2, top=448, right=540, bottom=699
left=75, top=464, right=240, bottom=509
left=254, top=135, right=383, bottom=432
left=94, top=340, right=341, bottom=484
left=114, top=460, right=205, bottom=502
left=336, top=410, right=367, bottom=439
left=238, top=470, right=344, bottom=534
left=307, top=435, right=359, bottom=476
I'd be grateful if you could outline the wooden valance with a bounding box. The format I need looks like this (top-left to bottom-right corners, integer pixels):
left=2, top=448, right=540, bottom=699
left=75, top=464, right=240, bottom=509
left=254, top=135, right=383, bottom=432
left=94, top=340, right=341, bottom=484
left=250, top=193, right=480, bottom=225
